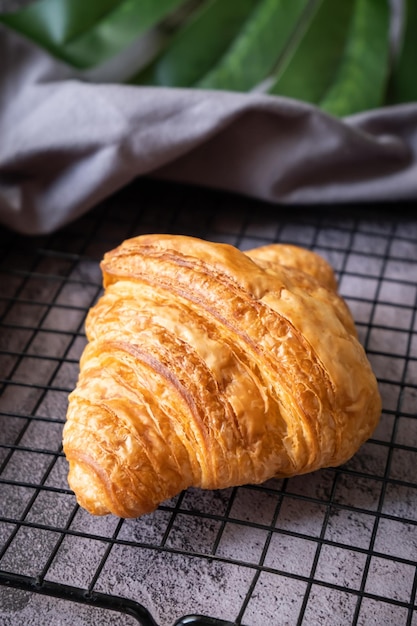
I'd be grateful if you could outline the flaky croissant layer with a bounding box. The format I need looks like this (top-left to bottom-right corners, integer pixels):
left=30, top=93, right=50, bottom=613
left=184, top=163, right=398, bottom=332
left=63, top=235, right=381, bottom=518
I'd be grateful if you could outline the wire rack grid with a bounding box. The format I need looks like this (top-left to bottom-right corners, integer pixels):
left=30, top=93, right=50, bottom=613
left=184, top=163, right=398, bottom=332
left=0, top=179, right=416, bottom=626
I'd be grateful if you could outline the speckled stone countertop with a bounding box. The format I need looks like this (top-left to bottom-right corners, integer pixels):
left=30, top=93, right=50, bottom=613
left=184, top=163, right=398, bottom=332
left=1, top=179, right=417, bottom=626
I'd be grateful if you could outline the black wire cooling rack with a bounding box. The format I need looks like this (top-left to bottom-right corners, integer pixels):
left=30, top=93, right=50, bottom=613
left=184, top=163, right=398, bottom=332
left=1, top=179, right=417, bottom=626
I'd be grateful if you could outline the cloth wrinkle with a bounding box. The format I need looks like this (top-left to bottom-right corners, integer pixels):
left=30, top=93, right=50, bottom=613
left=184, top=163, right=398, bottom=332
left=1, top=24, right=417, bottom=234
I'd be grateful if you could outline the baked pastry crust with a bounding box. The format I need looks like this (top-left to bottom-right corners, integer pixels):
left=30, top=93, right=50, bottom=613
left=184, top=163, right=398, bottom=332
left=63, top=235, right=381, bottom=518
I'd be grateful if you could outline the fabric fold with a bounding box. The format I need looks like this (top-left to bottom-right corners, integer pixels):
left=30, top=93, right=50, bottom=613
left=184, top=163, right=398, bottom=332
left=1, top=24, right=416, bottom=235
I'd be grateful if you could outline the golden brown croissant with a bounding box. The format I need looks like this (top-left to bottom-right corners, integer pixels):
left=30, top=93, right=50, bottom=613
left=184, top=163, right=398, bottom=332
left=63, top=234, right=381, bottom=518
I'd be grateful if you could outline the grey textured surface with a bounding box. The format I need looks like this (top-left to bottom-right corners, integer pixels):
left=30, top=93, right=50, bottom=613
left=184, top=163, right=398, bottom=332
left=0, top=180, right=417, bottom=625
left=0, top=588, right=139, bottom=625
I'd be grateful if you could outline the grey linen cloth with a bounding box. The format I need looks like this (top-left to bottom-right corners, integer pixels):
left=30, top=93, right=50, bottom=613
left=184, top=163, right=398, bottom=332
left=1, top=24, right=417, bottom=235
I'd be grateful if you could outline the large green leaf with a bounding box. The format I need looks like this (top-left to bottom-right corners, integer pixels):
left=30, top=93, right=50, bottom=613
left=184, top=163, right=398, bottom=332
left=388, top=0, right=417, bottom=104
left=267, top=0, right=356, bottom=104
left=196, top=0, right=310, bottom=92
left=320, top=0, right=391, bottom=116
left=62, top=0, right=189, bottom=68
left=130, top=0, right=259, bottom=87
left=0, top=0, right=121, bottom=46
left=0, top=0, right=412, bottom=117
left=1, top=0, right=188, bottom=68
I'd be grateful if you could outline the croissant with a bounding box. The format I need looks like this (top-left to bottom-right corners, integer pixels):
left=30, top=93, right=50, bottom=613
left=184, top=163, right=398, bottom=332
left=63, top=234, right=381, bottom=518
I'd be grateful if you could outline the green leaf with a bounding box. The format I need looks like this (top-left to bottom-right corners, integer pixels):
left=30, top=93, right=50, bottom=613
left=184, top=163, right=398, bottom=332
left=131, top=0, right=259, bottom=87
left=196, top=0, right=310, bottom=92
left=320, top=0, right=391, bottom=116
left=62, top=0, right=188, bottom=68
left=0, top=0, right=121, bottom=46
left=267, top=0, right=356, bottom=104
left=1, top=0, right=188, bottom=68
left=388, top=0, right=417, bottom=104
left=0, top=0, right=402, bottom=118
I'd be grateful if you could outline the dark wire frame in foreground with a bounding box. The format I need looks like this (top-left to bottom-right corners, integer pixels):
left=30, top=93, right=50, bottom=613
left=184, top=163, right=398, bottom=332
left=0, top=180, right=417, bottom=626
